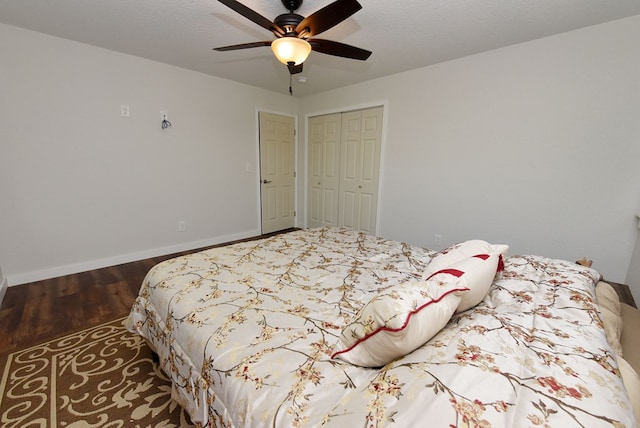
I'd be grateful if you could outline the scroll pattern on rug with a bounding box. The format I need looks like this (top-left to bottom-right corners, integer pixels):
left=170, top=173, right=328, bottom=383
left=0, top=317, right=193, bottom=428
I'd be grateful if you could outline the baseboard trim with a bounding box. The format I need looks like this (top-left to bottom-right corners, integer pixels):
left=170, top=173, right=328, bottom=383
left=7, top=229, right=261, bottom=287
left=0, top=276, right=7, bottom=306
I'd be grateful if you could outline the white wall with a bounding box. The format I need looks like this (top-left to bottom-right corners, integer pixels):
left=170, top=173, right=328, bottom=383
left=626, top=216, right=640, bottom=294
left=0, top=23, right=298, bottom=286
left=298, top=16, right=640, bottom=302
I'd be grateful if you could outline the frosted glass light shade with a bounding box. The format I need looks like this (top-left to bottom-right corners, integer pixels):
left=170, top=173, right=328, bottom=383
left=271, top=37, right=311, bottom=65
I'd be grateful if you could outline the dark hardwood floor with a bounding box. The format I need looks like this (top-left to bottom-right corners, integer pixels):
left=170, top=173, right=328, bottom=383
left=0, top=229, right=297, bottom=355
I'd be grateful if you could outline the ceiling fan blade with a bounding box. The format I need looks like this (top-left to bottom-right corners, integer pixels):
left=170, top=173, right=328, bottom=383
left=218, top=0, right=284, bottom=36
left=308, top=39, right=371, bottom=60
left=287, top=63, right=304, bottom=75
left=213, top=41, right=272, bottom=51
left=295, top=0, right=362, bottom=37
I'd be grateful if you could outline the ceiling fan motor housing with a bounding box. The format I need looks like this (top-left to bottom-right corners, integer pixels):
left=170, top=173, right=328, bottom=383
left=274, top=12, right=304, bottom=34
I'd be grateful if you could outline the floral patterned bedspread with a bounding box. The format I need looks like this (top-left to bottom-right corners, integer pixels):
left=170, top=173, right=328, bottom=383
left=126, top=227, right=635, bottom=427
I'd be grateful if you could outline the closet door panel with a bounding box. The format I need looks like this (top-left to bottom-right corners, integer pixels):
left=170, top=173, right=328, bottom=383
left=325, top=141, right=338, bottom=178
left=309, top=187, right=321, bottom=224
left=341, top=191, right=356, bottom=229
left=361, top=138, right=377, bottom=181
left=308, top=138, right=323, bottom=226
left=323, top=189, right=337, bottom=224
left=358, top=193, right=374, bottom=233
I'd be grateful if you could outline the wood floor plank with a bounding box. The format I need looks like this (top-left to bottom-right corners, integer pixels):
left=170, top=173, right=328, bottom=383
left=59, top=291, right=85, bottom=332
left=105, top=280, right=138, bottom=315
left=0, top=286, right=25, bottom=351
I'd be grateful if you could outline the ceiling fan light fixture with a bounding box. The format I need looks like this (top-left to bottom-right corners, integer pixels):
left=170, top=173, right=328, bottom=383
left=271, top=37, right=311, bottom=65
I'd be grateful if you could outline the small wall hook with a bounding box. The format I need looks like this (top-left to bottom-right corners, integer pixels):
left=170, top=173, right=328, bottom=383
left=161, top=113, right=172, bottom=130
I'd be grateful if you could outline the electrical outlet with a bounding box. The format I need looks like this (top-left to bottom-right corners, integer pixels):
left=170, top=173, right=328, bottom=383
left=120, top=104, right=130, bottom=117
left=434, top=234, right=442, bottom=246
left=178, top=221, right=186, bottom=231
left=161, top=110, right=168, bottom=120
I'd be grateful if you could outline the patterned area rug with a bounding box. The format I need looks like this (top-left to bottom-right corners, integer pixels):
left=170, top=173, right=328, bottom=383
left=0, top=317, right=194, bottom=427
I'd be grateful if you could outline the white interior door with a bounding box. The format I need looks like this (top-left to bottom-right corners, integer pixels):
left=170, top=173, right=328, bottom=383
left=338, top=106, right=383, bottom=234
left=307, top=113, right=341, bottom=228
left=259, top=112, right=295, bottom=234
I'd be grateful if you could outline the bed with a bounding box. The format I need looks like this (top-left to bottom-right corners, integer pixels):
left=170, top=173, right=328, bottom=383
left=126, top=227, right=636, bottom=427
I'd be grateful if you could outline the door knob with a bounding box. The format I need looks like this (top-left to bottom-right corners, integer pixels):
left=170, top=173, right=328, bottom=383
left=262, top=179, right=272, bottom=184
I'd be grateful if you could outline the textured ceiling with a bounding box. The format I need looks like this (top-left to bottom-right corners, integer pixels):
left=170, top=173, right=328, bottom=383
left=1, top=0, right=639, bottom=97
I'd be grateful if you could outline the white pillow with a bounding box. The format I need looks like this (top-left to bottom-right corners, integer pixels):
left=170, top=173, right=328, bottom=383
left=428, top=253, right=501, bottom=313
left=331, top=272, right=468, bottom=367
left=424, top=240, right=508, bottom=279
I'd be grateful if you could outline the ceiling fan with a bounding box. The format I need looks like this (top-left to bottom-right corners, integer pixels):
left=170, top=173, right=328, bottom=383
left=214, top=0, right=372, bottom=76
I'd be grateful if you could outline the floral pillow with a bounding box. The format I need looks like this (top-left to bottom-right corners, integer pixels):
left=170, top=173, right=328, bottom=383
left=423, top=239, right=508, bottom=280
left=331, top=272, right=469, bottom=367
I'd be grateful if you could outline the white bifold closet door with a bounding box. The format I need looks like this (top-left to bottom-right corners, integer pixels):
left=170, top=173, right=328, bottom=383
left=308, top=113, right=341, bottom=229
left=307, top=106, right=383, bottom=234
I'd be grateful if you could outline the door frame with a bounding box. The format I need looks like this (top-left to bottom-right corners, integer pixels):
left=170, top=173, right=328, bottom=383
left=302, top=100, right=389, bottom=234
left=255, top=108, right=299, bottom=234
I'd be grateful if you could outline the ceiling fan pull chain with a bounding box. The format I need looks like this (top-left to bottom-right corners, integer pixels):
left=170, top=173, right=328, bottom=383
left=289, top=73, right=293, bottom=96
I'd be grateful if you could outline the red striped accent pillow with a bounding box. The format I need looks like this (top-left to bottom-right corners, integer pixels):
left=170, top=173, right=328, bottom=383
left=429, top=253, right=503, bottom=313
left=331, top=271, right=469, bottom=367
left=424, top=240, right=508, bottom=280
